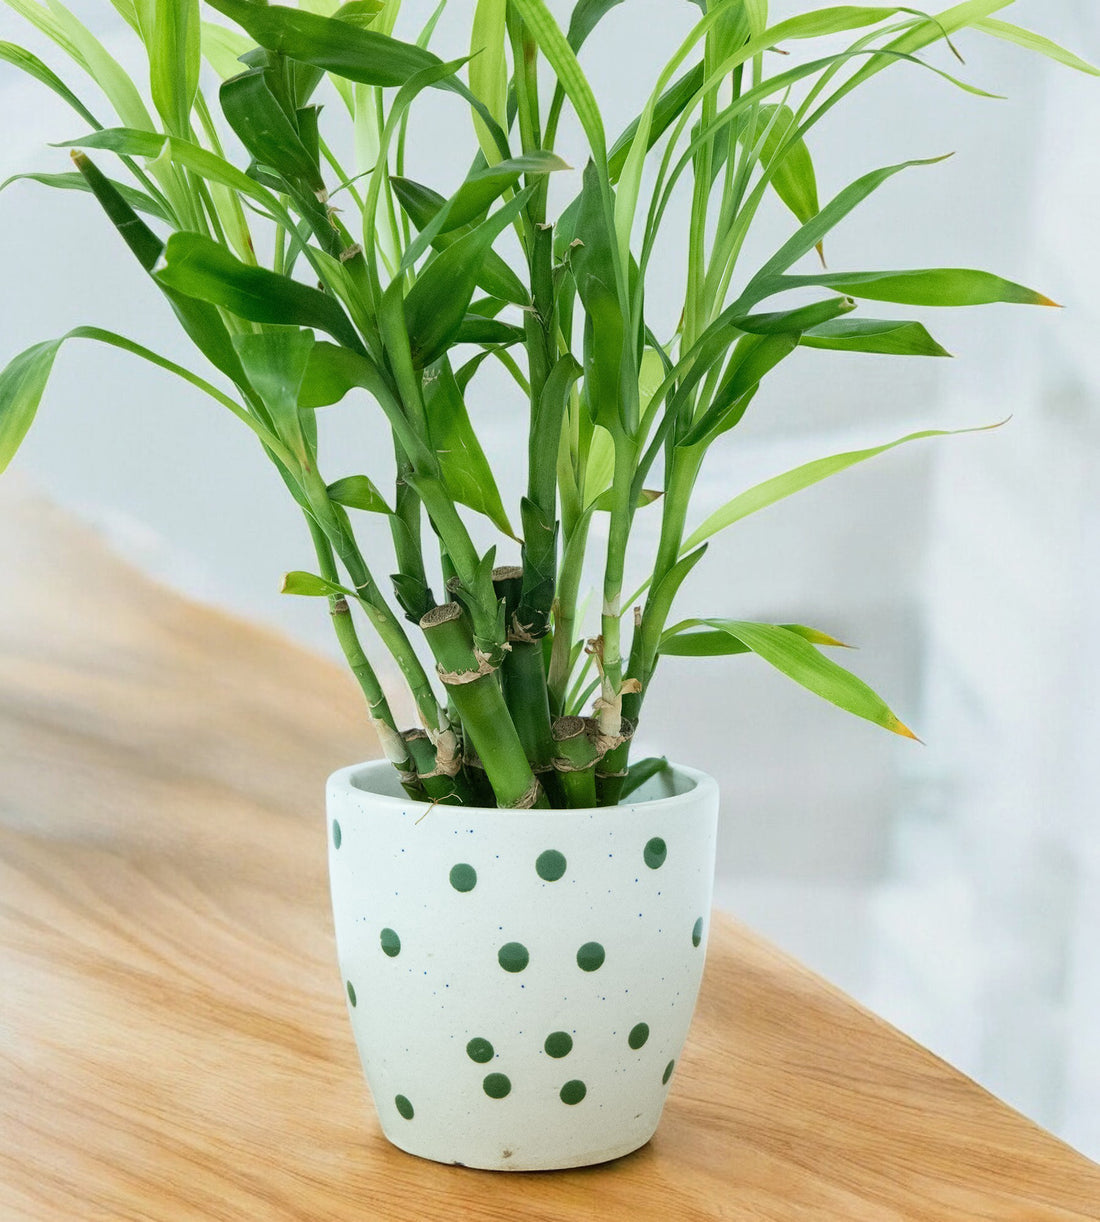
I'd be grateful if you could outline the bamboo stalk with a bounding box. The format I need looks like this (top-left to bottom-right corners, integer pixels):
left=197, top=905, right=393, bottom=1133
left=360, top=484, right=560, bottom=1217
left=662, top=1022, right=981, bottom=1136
left=551, top=716, right=599, bottom=808
left=419, top=603, right=547, bottom=810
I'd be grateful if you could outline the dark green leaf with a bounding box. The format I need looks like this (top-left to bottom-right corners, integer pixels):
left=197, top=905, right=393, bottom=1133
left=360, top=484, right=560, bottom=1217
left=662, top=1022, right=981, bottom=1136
left=220, top=68, right=324, bottom=194
left=619, top=756, right=670, bottom=800
left=231, top=328, right=316, bottom=462
left=453, top=316, right=526, bottom=346
left=0, top=41, right=102, bottom=129
left=566, top=0, right=625, bottom=52
left=423, top=356, right=514, bottom=536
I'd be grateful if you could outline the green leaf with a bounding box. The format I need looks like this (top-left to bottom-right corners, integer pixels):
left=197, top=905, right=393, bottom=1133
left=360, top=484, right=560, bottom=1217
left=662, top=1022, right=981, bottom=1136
left=660, top=622, right=851, bottom=656
left=738, top=103, right=820, bottom=229
left=200, top=20, right=252, bottom=79
left=327, top=474, right=392, bottom=514
left=0, top=339, right=60, bottom=473
left=0, top=324, right=286, bottom=475
left=280, top=570, right=353, bottom=597
left=423, top=356, right=514, bottom=537
left=452, top=316, right=526, bottom=347
left=747, top=156, right=950, bottom=296
left=675, top=620, right=916, bottom=738
left=619, top=755, right=670, bottom=800
left=402, top=187, right=533, bottom=368
left=150, top=0, right=199, bottom=136
left=391, top=175, right=529, bottom=304
left=509, top=0, right=607, bottom=164
left=769, top=267, right=1059, bottom=308
left=70, top=148, right=163, bottom=269
left=469, top=0, right=507, bottom=163
left=680, top=421, right=1002, bottom=554
left=0, top=170, right=168, bottom=220
left=972, top=18, right=1099, bottom=76
left=231, top=328, right=316, bottom=462
left=204, top=0, right=443, bottom=86
left=801, top=318, right=952, bottom=357
left=637, top=544, right=708, bottom=669
left=0, top=40, right=101, bottom=129
left=155, top=232, right=364, bottom=350
left=219, top=68, right=325, bottom=194
left=607, top=63, right=703, bottom=182
left=566, top=0, right=625, bottom=51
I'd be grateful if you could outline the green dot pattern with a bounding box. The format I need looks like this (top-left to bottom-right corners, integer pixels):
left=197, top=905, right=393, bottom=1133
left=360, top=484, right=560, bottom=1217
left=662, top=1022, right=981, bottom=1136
left=559, top=1079, right=586, bottom=1105
left=346, top=980, right=357, bottom=1007
left=331, top=819, right=341, bottom=850
left=449, top=863, right=477, bottom=893
left=644, top=837, right=667, bottom=869
left=395, top=1094, right=414, bottom=1120
left=544, top=1031, right=573, bottom=1058
left=662, top=1059, right=675, bottom=1085
left=535, top=849, right=567, bottom=881
left=483, top=1073, right=511, bottom=1099
left=466, top=1037, right=494, bottom=1064
left=498, top=942, right=529, bottom=973
left=692, top=916, right=704, bottom=948
left=380, top=928, right=401, bottom=958
left=576, top=941, right=605, bottom=972
left=628, top=1022, right=649, bottom=1050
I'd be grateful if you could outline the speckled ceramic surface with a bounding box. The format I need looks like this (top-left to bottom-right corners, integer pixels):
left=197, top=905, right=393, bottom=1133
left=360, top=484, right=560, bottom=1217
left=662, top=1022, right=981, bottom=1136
left=326, top=760, right=719, bottom=1171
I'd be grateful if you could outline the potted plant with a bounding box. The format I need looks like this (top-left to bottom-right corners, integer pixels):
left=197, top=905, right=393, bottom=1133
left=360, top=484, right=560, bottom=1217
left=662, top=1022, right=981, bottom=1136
left=1, top=0, right=1093, bottom=1172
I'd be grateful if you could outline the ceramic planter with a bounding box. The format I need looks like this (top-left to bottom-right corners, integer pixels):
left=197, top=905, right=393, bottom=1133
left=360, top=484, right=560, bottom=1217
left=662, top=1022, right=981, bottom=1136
left=326, top=759, right=719, bottom=1171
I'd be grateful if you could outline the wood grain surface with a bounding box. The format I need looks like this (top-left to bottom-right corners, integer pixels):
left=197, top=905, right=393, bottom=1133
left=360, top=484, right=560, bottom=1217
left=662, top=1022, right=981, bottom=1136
left=1, top=486, right=1097, bottom=1221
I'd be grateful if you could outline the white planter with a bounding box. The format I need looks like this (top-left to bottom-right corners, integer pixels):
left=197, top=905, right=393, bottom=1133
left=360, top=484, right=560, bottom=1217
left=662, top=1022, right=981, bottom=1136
left=326, top=759, right=719, bottom=1171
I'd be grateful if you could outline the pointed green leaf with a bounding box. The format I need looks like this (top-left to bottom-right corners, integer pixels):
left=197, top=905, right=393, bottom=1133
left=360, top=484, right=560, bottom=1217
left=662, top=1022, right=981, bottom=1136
left=155, top=232, right=364, bottom=350
left=739, top=103, right=820, bottom=228
left=469, top=0, right=507, bottom=163
left=0, top=170, right=168, bottom=219
left=682, top=620, right=916, bottom=738
left=972, top=18, right=1099, bottom=76
left=219, top=68, right=325, bottom=194
left=281, top=570, right=353, bottom=597
left=0, top=40, right=101, bottom=128
left=0, top=339, right=61, bottom=473
left=770, top=267, right=1059, bottom=308
left=619, top=755, right=670, bottom=800
left=567, top=0, right=626, bottom=51
left=327, top=474, right=393, bottom=514
left=801, top=318, right=952, bottom=357
left=680, top=421, right=1003, bottom=554
left=423, top=356, right=514, bottom=537
left=232, top=328, right=316, bottom=461
left=659, top=622, right=851, bottom=656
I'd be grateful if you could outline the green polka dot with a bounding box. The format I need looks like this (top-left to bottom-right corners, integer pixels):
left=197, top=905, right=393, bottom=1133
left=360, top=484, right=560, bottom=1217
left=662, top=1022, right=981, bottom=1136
left=466, top=1037, right=494, bottom=1064
left=346, top=980, right=357, bottom=1007
left=692, top=916, right=704, bottom=948
left=332, top=819, right=342, bottom=849
left=559, top=1079, right=586, bottom=1105
left=483, top=1073, right=511, bottom=1099
left=544, top=1031, right=573, bottom=1058
left=576, top=941, right=605, bottom=972
left=662, top=1059, right=675, bottom=1085
left=449, top=863, right=477, bottom=892
left=498, top=942, right=529, bottom=973
left=535, top=849, right=567, bottom=881
left=395, top=1094, right=414, bottom=1120
left=644, top=837, right=667, bottom=869
left=628, top=1022, right=649, bottom=1050
left=380, top=928, right=401, bottom=958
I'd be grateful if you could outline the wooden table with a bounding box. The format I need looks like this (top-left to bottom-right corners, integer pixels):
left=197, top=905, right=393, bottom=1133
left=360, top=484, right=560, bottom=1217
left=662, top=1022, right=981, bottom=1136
left=2, top=487, right=1097, bottom=1221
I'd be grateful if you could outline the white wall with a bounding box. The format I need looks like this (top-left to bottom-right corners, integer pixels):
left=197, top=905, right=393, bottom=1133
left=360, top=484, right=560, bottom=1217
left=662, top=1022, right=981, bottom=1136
left=1, top=0, right=1096, bottom=1155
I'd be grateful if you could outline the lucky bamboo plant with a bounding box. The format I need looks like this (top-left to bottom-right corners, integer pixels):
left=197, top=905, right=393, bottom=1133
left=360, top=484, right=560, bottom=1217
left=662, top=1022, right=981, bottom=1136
left=1, top=0, right=1093, bottom=809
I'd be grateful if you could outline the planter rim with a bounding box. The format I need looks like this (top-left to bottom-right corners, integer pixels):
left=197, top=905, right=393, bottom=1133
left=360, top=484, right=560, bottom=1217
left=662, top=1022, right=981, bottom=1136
left=327, top=758, right=717, bottom=817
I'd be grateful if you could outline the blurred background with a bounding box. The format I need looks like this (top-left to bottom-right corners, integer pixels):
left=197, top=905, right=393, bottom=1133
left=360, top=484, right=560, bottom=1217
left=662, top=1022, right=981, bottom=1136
left=1, top=0, right=1097, bottom=1157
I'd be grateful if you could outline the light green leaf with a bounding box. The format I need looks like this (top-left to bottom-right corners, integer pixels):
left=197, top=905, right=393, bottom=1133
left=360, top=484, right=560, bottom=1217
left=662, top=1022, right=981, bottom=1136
left=281, top=570, right=353, bottom=597
left=0, top=170, right=168, bottom=219
left=801, top=318, right=952, bottom=357
left=675, top=619, right=916, bottom=738
left=232, top=328, right=316, bottom=462
left=150, top=0, right=199, bottom=137
left=972, top=18, right=1099, bottom=75
left=0, top=340, right=60, bottom=474
left=680, top=421, right=1003, bottom=554
left=327, top=474, right=393, bottom=514
left=509, top=0, right=607, bottom=164
left=469, top=0, right=507, bottom=164
left=739, top=103, right=820, bottom=229
left=200, top=20, right=252, bottom=79
left=659, top=622, right=851, bottom=656
left=768, top=267, right=1058, bottom=308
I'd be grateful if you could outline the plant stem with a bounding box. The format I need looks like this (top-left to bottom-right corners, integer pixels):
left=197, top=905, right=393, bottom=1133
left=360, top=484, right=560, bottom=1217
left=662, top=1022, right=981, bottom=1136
left=547, top=509, right=592, bottom=714
left=596, top=432, right=639, bottom=738
left=551, top=716, right=599, bottom=808
left=419, top=603, right=547, bottom=809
